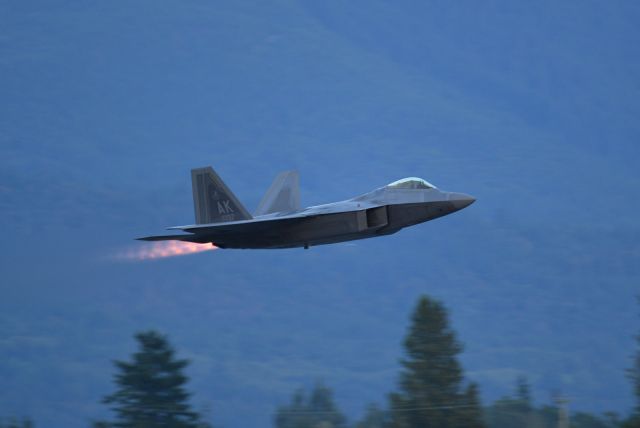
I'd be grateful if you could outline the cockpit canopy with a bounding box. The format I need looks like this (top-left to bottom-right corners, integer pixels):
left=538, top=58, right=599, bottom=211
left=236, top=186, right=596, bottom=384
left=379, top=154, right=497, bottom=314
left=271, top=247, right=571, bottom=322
left=386, top=177, right=436, bottom=190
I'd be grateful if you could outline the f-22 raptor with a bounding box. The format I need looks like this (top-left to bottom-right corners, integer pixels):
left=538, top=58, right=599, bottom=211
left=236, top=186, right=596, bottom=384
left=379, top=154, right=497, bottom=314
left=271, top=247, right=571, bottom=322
left=138, top=167, right=475, bottom=249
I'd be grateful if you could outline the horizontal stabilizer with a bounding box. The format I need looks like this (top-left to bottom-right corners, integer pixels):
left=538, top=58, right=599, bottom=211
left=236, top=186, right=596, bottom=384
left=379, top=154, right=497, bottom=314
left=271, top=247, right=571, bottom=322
left=137, top=234, right=212, bottom=243
left=255, top=170, right=300, bottom=216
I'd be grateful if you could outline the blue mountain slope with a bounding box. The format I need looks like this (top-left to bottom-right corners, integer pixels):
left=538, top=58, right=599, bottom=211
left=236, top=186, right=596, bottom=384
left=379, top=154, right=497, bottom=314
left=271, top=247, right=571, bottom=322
left=1, top=1, right=639, bottom=427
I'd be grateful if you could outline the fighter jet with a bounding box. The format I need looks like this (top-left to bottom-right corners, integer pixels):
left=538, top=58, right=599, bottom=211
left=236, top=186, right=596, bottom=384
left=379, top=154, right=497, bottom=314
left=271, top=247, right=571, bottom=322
left=138, top=166, right=475, bottom=249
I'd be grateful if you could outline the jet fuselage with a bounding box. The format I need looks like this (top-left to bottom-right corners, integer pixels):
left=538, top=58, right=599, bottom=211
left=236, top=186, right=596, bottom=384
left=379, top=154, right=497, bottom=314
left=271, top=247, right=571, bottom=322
left=138, top=169, right=475, bottom=250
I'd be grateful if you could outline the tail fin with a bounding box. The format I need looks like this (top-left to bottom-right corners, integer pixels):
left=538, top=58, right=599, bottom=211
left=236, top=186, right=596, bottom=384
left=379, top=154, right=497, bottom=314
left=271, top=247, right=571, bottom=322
left=255, top=171, right=300, bottom=216
left=191, top=167, right=252, bottom=224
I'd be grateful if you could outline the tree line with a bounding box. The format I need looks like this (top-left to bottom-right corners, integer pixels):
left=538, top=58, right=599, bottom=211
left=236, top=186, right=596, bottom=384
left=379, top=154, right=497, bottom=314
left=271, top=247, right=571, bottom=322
left=3, top=295, right=639, bottom=427
left=273, top=296, right=640, bottom=428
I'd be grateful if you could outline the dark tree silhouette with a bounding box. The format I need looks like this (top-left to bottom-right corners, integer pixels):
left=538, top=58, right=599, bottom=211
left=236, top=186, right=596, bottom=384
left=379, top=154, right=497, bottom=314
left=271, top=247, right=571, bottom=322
left=389, top=295, right=484, bottom=428
left=0, top=418, right=34, bottom=428
left=274, top=382, right=347, bottom=428
left=484, top=377, right=539, bottom=428
left=354, top=404, right=387, bottom=428
left=626, top=300, right=640, bottom=428
left=97, top=331, right=208, bottom=428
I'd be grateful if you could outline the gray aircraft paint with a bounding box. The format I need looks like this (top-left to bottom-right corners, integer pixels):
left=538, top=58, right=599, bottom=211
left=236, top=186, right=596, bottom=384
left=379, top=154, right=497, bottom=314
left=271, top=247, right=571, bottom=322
left=140, top=167, right=475, bottom=249
left=254, top=170, right=300, bottom=216
left=191, top=167, right=252, bottom=224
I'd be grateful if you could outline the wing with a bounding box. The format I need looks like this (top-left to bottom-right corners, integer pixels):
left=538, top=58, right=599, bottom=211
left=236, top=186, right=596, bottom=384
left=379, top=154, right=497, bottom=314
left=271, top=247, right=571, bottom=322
left=137, top=214, right=314, bottom=242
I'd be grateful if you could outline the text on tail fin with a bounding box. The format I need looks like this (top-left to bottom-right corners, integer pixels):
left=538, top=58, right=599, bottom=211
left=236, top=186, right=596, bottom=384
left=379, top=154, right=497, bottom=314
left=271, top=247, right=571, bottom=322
left=191, top=167, right=252, bottom=224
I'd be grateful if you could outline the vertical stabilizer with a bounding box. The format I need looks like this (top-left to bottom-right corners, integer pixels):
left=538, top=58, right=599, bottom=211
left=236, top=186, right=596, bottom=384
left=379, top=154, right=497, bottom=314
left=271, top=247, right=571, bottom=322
left=255, top=171, right=300, bottom=215
left=191, top=167, right=252, bottom=224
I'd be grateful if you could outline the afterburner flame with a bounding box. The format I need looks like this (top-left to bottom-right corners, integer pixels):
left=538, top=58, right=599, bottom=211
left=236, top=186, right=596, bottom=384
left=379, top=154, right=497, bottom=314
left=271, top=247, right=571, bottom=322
left=116, top=241, right=217, bottom=261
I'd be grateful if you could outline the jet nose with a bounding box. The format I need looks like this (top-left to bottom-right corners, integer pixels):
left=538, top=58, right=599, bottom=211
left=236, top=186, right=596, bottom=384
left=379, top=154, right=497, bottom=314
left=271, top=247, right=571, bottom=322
left=448, top=192, right=476, bottom=210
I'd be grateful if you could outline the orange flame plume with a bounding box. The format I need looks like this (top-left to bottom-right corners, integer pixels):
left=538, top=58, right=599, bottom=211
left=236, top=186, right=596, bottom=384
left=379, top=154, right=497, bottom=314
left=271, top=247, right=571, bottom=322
left=116, top=241, right=217, bottom=261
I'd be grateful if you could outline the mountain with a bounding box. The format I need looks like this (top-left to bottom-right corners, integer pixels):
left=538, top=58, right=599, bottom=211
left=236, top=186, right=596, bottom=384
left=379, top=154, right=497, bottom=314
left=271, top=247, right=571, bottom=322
left=1, top=1, right=639, bottom=427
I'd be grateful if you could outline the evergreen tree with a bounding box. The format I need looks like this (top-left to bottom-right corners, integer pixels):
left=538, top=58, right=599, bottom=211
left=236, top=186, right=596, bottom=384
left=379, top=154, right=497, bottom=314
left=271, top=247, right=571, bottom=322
left=388, top=295, right=484, bottom=428
left=354, top=404, right=387, bottom=428
left=484, top=384, right=619, bottom=428
left=484, top=377, right=537, bottom=428
left=274, top=382, right=347, bottom=428
left=454, top=383, right=484, bottom=428
left=0, top=418, right=33, bottom=428
left=572, top=412, right=621, bottom=428
left=97, top=330, right=207, bottom=428
left=515, top=376, right=532, bottom=412
left=626, top=300, right=640, bottom=428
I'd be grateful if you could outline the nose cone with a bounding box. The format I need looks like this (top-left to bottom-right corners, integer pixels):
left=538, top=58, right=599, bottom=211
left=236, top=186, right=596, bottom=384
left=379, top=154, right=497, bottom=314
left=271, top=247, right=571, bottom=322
left=448, top=192, right=476, bottom=210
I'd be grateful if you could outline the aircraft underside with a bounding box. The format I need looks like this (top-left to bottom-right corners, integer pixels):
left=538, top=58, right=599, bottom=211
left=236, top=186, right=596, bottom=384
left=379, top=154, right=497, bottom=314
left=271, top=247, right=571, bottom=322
left=195, top=202, right=453, bottom=249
